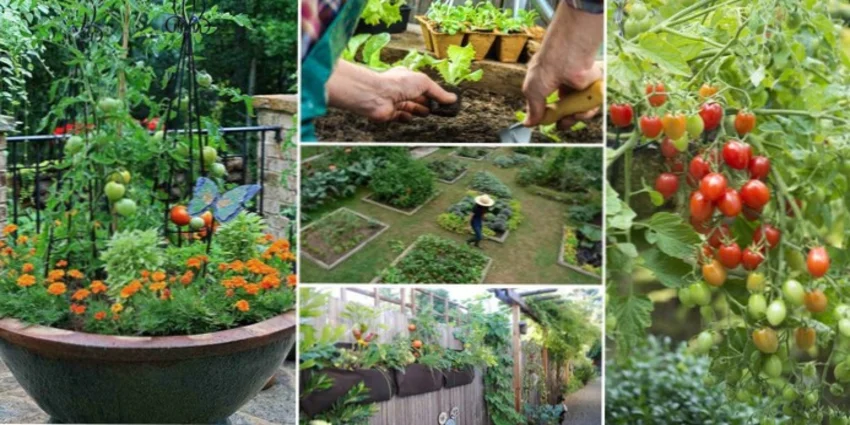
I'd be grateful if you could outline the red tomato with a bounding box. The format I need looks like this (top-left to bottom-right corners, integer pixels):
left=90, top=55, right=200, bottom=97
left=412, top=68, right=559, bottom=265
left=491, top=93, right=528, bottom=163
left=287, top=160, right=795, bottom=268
left=722, top=140, right=752, bottom=170
left=201, top=211, right=214, bottom=229
left=655, top=173, right=679, bottom=199
left=742, top=205, right=763, bottom=221
left=610, top=104, right=634, bottom=128
left=742, top=248, right=764, bottom=270
left=804, top=290, right=828, bottom=313
left=645, top=82, right=667, bottom=107
left=717, top=243, right=742, bottom=269
left=639, top=115, right=664, bottom=138
left=749, top=156, right=771, bottom=180
left=734, top=111, right=756, bottom=135
left=689, top=156, right=711, bottom=180
left=717, top=189, right=742, bottom=217
left=807, top=246, right=830, bottom=278
left=740, top=180, right=770, bottom=209
left=170, top=205, right=192, bottom=226
left=699, top=103, right=724, bottom=131
left=668, top=158, right=686, bottom=174
left=753, top=224, right=780, bottom=250
left=699, top=173, right=728, bottom=201
left=708, top=224, right=731, bottom=248
left=690, top=191, right=714, bottom=222
left=691, top=217, right=711, bottom=234
left=660, top=138, right=679, bottom=159
left=661, top=113, right=687, bottom=140
left=147, top=117, right=160, bottom=131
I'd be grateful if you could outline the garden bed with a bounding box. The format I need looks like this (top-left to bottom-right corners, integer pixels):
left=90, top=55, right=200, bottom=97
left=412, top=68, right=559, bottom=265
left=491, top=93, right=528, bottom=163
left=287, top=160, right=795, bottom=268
left=427, top=157, right=469, bottom=184
left=436, top=192, right=522, bottom=244
left=361, top=189, right=442, bottom=216
left=451, top=147, right=493, bottom=161
left=301, top=208, right=390, bottom=270
left=558, top=225, right=602, bottom=279
left=373, top=234, right=493, bottom=284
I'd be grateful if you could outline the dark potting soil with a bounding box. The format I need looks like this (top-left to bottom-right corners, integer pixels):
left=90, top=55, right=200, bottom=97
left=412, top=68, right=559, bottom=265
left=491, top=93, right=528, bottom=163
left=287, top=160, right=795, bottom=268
left=302, top=219, right=385, bottom=266
left=315, top=89, right=603, bottom=144
left=576, top=229, right=602, bottom=268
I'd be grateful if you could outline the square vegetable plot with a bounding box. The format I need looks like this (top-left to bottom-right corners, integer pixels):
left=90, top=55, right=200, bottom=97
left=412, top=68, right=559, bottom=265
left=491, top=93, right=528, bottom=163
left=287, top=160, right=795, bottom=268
left=558, top=225, right=602, bottom=279
left=373, top=234, right=493, bottom=284
left=451, top=147, right=493, bottom=161
left=436, top=191, right=522, bottom=244
left=427, top=157, right=469, bottom=184
left=301, top=208, right=390, bottom=270
left=361, top=190, right=442, bottom=216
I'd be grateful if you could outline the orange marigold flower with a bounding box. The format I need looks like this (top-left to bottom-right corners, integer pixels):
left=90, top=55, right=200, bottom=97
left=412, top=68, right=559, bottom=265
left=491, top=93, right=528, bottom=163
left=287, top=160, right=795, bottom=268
left=229, top=260, right=244, bottom=272
left=149, top=282, right=167, bottom=291
left=111, top=303, right=124, bottom=314
left=28, top=248, right=35, bottom=256
left=21, top=263, right=34, bottom=273
left=244, top=284, right=261, bottom=295
left=263, top=234, right=274, bottom=242
left=287, top=274, right=297, bottom=287
left=72, top=289, right=91, bottom=301
left=2, top=247, right=13, bottom=257
left=234, top=299, right=250, bottom=312
left=120, top=280, right=143, bottom=299
left=141, top=270, right=150, bottom=279
left=169, top=276, right=177, bottom=283
left=186, top=258, right=203, bottom=269
left=94, top=311, right=107, bottom=320
left=70, top=304, right=86, bottom=315
left=47, top=282, right=67, bottom=296
left=160, top=288, right=172, bottom=300
left=152, top=271, right=167, bottom=282
left=16, top=235, right=28, bottom=245
left=48, top=269, right=65, bottom=282
left=218, top=263, right=229, bottom=272
left=56, top=259, right=68, bottom=268
left=90, top=280, right=107, bottom=294
left=225, top=289, right=235, bottom=298
left=68, top=269, right=84, bottom=280
left=180, top=270, right=194, bottom=285
left=17, top=274, right=36, bottom=288
left=3, top=224, right=18, bottom=235
left=261, top=275, right=281, bottom=289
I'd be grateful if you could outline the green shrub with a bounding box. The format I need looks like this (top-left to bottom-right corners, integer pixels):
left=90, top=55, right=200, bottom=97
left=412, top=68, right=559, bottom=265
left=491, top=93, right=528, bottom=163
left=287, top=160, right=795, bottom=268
left=469, top=171, right=511, bottom=199
left=380, top=235, right=489, bottom=284
left=493, top=153, right=534, bottom=168
left=456, top=147, right=490, bottom=159
left=215, top=213, right=265, bottom=261
left=566, top=204, right=602, bottom=224
left=572, top=359, right=597, bottom=385
left=606, top=336, right=757, bottom=425
left=369, top=158, right=435, bottom=209
left=328, top=146, right=410, bottom=167
left=101, top=229, right=164, bottom=297
left=427, top=158, right=468, bottom=181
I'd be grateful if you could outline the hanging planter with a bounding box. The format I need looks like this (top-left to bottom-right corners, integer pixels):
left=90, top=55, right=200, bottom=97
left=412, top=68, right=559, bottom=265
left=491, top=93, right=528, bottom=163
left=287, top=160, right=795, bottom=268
left=395, top=363, right=444, bottom=397
left=495, top=32, right=528, bottom=63
left=442, top=367, right=476, bottom=388
left=465, top=31, right=496, bottom=60
left=300, top=367, right=396, bottom=416
left=0, top=313, right=296, bottom=424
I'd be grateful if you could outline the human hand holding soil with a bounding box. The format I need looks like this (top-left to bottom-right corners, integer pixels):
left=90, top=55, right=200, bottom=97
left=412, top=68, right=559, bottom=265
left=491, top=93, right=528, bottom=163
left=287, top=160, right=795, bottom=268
left=327, top=61, right=457, bottom=123
left=522, top=2, right=603, bottom=129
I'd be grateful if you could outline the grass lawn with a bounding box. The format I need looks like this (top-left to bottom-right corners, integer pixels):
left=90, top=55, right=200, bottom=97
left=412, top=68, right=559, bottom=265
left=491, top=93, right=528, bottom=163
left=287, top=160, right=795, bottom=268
left=300, top=147, right=601, bottom=284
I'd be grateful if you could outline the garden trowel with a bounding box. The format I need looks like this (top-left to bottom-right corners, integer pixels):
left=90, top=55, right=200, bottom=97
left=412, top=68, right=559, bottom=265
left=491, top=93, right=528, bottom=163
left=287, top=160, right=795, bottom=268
left=499, top=80, right=604, bottom=144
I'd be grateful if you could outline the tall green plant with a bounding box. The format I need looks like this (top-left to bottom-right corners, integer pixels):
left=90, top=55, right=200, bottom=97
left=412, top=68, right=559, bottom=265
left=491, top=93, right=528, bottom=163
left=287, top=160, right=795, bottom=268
left=101, top=229, right=165, bottom=296
left=483, top=310, right=525, bottom=425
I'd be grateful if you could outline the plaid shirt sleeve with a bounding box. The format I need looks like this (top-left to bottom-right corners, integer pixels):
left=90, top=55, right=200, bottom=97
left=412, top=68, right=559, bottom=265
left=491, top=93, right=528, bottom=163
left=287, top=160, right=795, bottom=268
left=563, top=0, right=604, bottom=14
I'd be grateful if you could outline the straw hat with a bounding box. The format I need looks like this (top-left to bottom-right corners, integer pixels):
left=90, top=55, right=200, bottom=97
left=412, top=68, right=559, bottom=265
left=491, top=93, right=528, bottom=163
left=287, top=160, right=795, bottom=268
left=475, top=194, right=495, bottom=207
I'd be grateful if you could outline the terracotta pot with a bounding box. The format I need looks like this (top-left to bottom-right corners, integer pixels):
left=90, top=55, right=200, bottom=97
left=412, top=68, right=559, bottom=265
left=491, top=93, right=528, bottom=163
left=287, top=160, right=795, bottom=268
left=465, top=32, right=496, bottom=60
left=415, top=16, right=434, bottom=53
left=395, top=363, right=443, bottom=397
left=300, top=368, right=396, bottom=416
left=431, top=31, right=465, bottom=59
left=0, top=312, right=296, bottom=424
left=442, top=367, right=475, bottom=388
left=496, top=32, right=529, bottom=63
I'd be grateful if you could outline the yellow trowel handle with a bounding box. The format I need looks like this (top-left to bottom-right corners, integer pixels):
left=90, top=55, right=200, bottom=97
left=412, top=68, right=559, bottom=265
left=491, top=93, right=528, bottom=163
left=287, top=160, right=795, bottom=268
left=540, top=80, right=604, bottom=126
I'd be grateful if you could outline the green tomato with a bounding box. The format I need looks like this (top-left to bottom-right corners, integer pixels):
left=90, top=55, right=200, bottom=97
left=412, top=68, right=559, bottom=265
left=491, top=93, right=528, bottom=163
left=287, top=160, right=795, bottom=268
left=64, top=136, right=84, bottom=155
left=114, top=198, right=137, bottom=217
left=782, top=386, right=798, bottom=402
left=762, top=355, right=783, bottom=378
left=689, top=282, right=712, bottom=306
left=203, top=146, right=218, bottom=165
left=636, top=16, right=653, bottom=32
left=97, top=98, right=122, bottom=114
left=748, top=294, right=767, bottom=318
left=630, top=2, right=648, bottom=19
left=197, top=72, right=213, bottom=88
left=766, top=299, right=787, bottom=326
left=152, top=131, right=164, bottom=144
left=782, top=279, right=805, bottom=306
left=678, top=286, right=694, bottom=307
left=210, top=162, right=227, bottom=178
left=838, top=304, right=850, bottom=318
left=700, top=305, right=715, bottom=322
left=747, top=272, right=766, bottom=292
left=624, top=19, right=641, bottom=38
left=804, top=390, right=819, bottom=407
left=803, top=362, right=817, bottom=378
left=831, top=383, right=845, bottom=396
left=104, top=181, right=126, bottom=202
left=786, top=249, right=806, bottom=273
left=839, top=319, right=850, bottom=338
left=672, top=136, right=689, bottom=152
left=189, top=216, right=205, bottom=230
left=686, top=115, right=704, bottom=139
left=694, top=330, right=714, bottom=354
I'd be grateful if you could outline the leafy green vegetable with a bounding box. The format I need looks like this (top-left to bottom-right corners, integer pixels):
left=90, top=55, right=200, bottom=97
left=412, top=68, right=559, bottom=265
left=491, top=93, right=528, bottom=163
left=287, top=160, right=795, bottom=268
left=433, top=44, right=484, bottom=86
left=360, top=0, right=404, bottom=26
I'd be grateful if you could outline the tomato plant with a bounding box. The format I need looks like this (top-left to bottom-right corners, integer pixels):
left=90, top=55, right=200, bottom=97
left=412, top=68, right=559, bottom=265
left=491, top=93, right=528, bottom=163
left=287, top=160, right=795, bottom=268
left=606, top=1, right=850, bottom=422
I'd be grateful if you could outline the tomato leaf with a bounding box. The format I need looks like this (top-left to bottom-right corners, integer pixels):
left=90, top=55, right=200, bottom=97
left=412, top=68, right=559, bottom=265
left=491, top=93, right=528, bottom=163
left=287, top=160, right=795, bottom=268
left=641, top=248, right=693, bottom=288
left=624, top=33, right=691, bottom=77
left=612, top=295, right=654, bottom=358
left=644, top=212, right=700, bottom=260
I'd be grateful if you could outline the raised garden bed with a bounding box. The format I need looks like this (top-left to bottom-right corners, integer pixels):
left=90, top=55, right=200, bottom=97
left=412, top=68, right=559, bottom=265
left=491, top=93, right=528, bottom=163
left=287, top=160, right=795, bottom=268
left=436, top=191, right=522, bottom=244
left=300, top=367, right=396, bottom=416
left=410, top=146, right=441, bottom=159
left=302, top=208, right=390, bottom=270
left=361, top=189, right=442, bottom=216
left=558, top=225, right=602, bottom=279
left=395, top=363, right=444, bottom=397
left=451, top=147, right=492, bottom=161
left=442, top=367, right=475, bottom=389
left=427, top=158, right=469, bottom=184
left=468, top=170, right=512, bottom=199
left=374, top=234, right=493, bottom=284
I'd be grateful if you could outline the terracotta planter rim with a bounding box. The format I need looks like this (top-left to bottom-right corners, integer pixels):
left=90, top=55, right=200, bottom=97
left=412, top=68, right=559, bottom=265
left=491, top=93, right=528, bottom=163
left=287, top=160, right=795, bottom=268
left=0, top=310, right=296, bottom=361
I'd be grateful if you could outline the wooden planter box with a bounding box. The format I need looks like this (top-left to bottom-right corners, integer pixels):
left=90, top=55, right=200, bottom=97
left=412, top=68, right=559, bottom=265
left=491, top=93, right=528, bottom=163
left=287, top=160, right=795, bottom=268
left=557, top=225, right=602, bottom=280
left=442, top=367, right=475, bottom=388
left=300, top=368, right=396, bottom=416
left=395, top=364, right=444, bottom=397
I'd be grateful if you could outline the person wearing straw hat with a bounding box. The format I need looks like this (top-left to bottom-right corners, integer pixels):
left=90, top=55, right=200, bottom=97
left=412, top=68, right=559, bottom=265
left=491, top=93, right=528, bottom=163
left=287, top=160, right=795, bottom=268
left=467, top=194, right=494, bottom=248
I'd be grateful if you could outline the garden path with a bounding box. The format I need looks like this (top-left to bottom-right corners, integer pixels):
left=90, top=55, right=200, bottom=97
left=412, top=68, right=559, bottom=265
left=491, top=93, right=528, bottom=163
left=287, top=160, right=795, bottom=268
left=562, top=379, right=602, bottom=425
left=301, top=148, right=599, bottom=284
left=0, top=358, right=296, bottom=424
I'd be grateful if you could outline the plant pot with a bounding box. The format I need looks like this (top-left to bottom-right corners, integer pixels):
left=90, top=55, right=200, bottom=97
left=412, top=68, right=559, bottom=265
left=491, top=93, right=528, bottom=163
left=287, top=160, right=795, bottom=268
left=395, top=363, right=444, bottom=397
left=431, top=31, right=465, bottom=59
left=300, top=367, right=396, bottom=416
left=465, top=31, right=497, bottom=60
left=429, top=85, right=462, bottom=118
left=356, top=5, right=412, bottom=34
left=442, top=367, right=475, bottom=388
left=0, top=312, right=297, bottom=424
left=496, top=32, right=529, bottom=63
left=415, top=16, right=434, bottom=53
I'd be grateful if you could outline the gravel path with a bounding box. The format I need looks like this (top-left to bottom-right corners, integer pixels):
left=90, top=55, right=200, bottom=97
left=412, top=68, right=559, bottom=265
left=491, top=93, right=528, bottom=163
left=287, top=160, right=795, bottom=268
left=562, top=379, right=602, bottom=425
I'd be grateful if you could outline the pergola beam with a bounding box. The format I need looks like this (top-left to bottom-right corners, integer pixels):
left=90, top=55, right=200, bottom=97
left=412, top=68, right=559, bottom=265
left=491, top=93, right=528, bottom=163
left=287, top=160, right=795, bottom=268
left=518, top=289, right=558, bottom=297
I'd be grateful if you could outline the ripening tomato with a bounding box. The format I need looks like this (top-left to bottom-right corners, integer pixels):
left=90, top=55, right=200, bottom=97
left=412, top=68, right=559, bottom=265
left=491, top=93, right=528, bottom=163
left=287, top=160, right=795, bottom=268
left=766, top=299, right=787, bottom=326
left=200, top=211, right=214, bottom=229
left=717, top=189, right=742, bottom=217
left=753, top=328, right=779, bottom=354
left=717, top=242, right=742, bottom=268
left=699, top=173, right=728, bottom=201
left=703, top=259, right=727, bottom=287
left=722, top=140, right=752, bottom=170
left=753, top=224, right=781, bottom=250
left=690, top=191, right=714, bottom=222
left=412, top=340, right=423, bottom=349
left=639, top=115, right=664, bottom=138
left=795, top=327, right=816, bottom=350
left=735, top=111, right=756, bottom=135
left=749, top=156, right=771, bottom=180
left=610, top=104, right=634, bottom=128
left=807, top=246, right=830, bottom=278
left=747, top=272, right=766, bottom=292
left=707, top=224, right=731, bottom=248
left=699, top=83, right=718, bottom=98
left=689, top=156, right=711, bottom=180
left=645, top=82, right=667, bottom=107
left=740, top=180, right=770, bottom=209
left=170, top=205, right=191, bottom=226
left=686, top=115, right=704, bottom=139
left=660, top=138, right=678, bottom=158
left=661, top=113, right=687, bottom=140
left=655, top=173, right=679, bottom=199
left=742, top=247, right=764, bottom=270
left=699, top=102, right=724, bottom=131
left=805, top=290, right=828, bottom=313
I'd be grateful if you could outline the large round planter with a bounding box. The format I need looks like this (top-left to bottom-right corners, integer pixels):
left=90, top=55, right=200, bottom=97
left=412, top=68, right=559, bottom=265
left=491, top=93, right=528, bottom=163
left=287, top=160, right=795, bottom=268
left=0, top=312, right=297, bottom=424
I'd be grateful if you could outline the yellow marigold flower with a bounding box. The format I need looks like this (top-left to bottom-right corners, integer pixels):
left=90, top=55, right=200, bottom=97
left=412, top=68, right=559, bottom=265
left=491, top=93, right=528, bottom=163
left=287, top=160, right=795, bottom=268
left=21, top=263, right=34, bottom=273
left=90, top=280, right=107, bottom=294
left=152, top=271, right=166, bottom=282
left=17, top=274, right=36, bottom=288
left=16, top=235, right=28, bottom=245
left=244, top=284, right=261, bottom=295
left=94, top=311, right=107, bottom=320
left=3, top=224, right=18, bottom=235
left=72, top=289, right=91, bottom=301
left=68, top=269, right=84, bottom=280
left=149, top=282, right=167, bottom=291
left=287, top=274, right=297, bottom=287
left=47, top=282, right=67, bottom=296
left=56, top=259, right=68, bottom=268
left=70, top=304, right=86, bottom=315
left=111, top=303, right=124, bottom=314
left=234, top=299, right=250, bottom=312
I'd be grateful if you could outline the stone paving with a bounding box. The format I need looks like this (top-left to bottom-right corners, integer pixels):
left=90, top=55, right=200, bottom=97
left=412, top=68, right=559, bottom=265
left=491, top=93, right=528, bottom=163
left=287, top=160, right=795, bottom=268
left=0, top=358, right=297, bottom=424
left=562, top=379, right=602, bottom=425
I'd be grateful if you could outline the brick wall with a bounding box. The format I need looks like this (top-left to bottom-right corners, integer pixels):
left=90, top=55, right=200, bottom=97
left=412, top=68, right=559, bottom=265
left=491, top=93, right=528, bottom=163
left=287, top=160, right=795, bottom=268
left=252, top=95, right=297, bottom=240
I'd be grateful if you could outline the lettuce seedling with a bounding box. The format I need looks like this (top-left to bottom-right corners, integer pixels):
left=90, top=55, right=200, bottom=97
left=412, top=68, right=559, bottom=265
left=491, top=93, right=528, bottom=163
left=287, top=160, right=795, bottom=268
left=433, top=44, right=484, bottom=86
left=341, top=33, right=393, bottom=71
left=360, top=0, right=404, bottom=26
